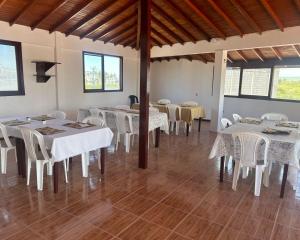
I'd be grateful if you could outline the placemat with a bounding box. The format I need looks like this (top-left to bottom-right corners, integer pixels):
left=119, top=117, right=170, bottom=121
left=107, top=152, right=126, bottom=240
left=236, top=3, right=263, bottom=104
left=275, top=122, right=299, bottom=128
left=31, top=115, right=55, bottom=121
left=2, top=120, right=30, bottom=126
left=63, top=122, right=95, bottom=129
left=262, top=128, right=291, bottom=135
left=36, top=127, right=65, bottom=135
left=240, top=118, right=262, bottom=125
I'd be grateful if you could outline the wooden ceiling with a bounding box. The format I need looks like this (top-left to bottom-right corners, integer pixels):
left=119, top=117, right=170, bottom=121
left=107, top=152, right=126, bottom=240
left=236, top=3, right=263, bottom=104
left=0, top=0, right=300, bottom=48
left=150, top=45, right=300, bottom=63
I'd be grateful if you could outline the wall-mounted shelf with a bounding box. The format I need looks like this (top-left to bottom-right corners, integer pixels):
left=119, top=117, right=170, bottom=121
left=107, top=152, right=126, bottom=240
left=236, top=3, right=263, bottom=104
left=32, top=61, right=61, bottom=83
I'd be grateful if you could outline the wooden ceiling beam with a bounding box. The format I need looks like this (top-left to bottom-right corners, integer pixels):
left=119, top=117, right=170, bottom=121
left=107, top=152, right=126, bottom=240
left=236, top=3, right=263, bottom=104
left=152, top=2, right=197, bottom=42
left=227, top=53, right=233, bottom=63
left=165, top=0, right=210, bottom=41
left=253, top=49, right=264, bottom=61
left=195, top=54, right=208, bottom=64
left=103, top=21, right=136, bottom=43
left=292, top=45, right=300, bottom=57
left=80, top=0, right=136, bottom=39
left=92, top=11, right=136, bottom=41
left=271, top=47, right=282, bottom=60
left=65, top=1, right=116, bottom=36
left=236, top=50, right=248, bottom=62
left=294, top=0, right=300, bottom=12
left=123, top=36, right=136, bottom=47
left=151, top=27, right=173, bottom=45
left=136, top=0, right=141, bottom=49
left=230, top=0, right=262, bottom=34
left=183, top=0, right=226, bottom=39
left=259, top=0, right=284, bottom=31
left=113, top=29, right=135, bottom=45
left=183, top=55, right=193, bottom=62
left=0, top=0, right=8, bottom=9
left=207, top=0, right=243, bottom=37
left=9, top=0, right=38, bottom=26
left=49, top=0, right=93, bottom=33
left=151, top=16, right=185, bottom=44
left=31, top=0, right=68, bottom=30
left=151, top=35, right=163, bottom=47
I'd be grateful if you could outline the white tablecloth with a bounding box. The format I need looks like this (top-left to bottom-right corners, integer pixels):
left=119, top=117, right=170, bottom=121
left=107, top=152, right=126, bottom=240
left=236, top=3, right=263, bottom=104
left=0, top=118, right=113, bottom=162
left=209, top=120, right=300, bottom=168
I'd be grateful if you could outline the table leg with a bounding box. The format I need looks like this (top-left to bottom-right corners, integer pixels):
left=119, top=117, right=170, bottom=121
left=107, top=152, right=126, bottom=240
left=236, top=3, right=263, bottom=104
left=100, top=148, right=106, bottom=174
left=186, top=124, right=190, bottom=137
left=280, top=164, right=289, bottom=198
left=53, top=162, right=59, bottom=193
left=220, top=156, right=225, bottom=182
left=155, top=127, right=160, bottom=148
left=198, top=117, right=202, bottom=132
left=15, top=138, right=26, bottom=178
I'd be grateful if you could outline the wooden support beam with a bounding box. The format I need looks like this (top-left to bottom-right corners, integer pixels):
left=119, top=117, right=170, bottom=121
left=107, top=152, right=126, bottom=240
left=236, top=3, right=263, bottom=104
left=165, top=0, right=210, bottom=41
left=271, top=47, right=282, bottom=60
left=80, top=0, right=136, bottom=39
left=92, top=11, right=137, bottom=41
left=259, top=0, right=284, bottom=31
left=151, top=36, right=163, bottom=47
left=293, top=45, right=300, bottom=57
left=139, top=0, right=151, bottom=169
left=151, top=16, right=185, bottom=44
left=49, top=0, right=93, bottom=33
left=152, top=2, right=197, bottom=42
left=0, top=0, right=8, bottom=9
left=151, top=27, right=173, bottom=45
left=31, top=0, right=68, bottom=30
left=184, top=0, right=226, bottom=39
left=65, top=1, right=116, bottom=36
left=230, top=0, right=262, bottom=34
left=294, top=0, right=300, bottom=12
left=136, top=0, right=141, bottom=49
left=253, top=48, right=264, bottom=61
left=207, top=0, right=243, bottom=36
left=10, top=0, right=38, bottom=26
left=236, top=50, right=248, bottom=62
left=103, top=21, right=136, bottom=43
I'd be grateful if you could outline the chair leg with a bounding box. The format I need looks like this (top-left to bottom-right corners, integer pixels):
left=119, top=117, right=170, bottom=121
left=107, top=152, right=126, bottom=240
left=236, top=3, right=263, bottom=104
left=255, top=166, right=264, bottom=196
left=0, top=148, right=7, bottom=174
left=232, top=160, right=241, bottom=191
left=115, top=133, right=120, bottom=151
left=66, top=158, right=69, bottom=172
left=152, top=131, right=155, bottom=145
left=36, top=161, right=44, bottom=191
left=97, top=149, right=101, bottom=170
left=242, top=167, right=249, bottom=179
left=47, top=162, right=53, bottom=176
left=125, top=133, right=130, bottom=153
left=170, top=122, right=174, bottom=132
left=131, top=135, right=135, bottom=146
left=27, top=159, right=31, bottom=186
left=225, top=156, right=229, bottom=168
left=263, top=160, right=272, bottom=187
left=63, top=159, right=68, bottom=183
left=175, top=121, right=180, bottom=135
left=14, top=148, right=17, bottom=163
left=81, top=152, right=89, bottom=178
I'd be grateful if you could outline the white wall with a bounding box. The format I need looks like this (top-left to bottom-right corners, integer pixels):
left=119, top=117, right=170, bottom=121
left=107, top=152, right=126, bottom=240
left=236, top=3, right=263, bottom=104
left=150, top=59, right=214, bottom=119
left=0, top=21, right=139, bottom=119
left=150, top=59, right=300, bottom=122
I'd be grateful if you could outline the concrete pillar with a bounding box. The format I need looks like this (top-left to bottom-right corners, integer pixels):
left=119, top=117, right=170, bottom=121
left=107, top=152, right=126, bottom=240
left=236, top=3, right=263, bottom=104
left=210, top=50, right=227, bottom=131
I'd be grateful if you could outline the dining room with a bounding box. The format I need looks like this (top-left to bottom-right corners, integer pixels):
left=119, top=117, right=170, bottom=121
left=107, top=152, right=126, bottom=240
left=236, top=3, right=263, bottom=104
left=1, top=0, right=300, bottom=240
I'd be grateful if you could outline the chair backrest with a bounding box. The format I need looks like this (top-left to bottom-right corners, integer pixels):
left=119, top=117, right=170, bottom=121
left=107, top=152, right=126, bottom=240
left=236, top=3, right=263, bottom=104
left=149, top=107, right=159, bottom=113
left=0, top=122, right=13, bottom=148
left=167, top=104, right=181, bottom=121
left=48, top=111, right=66, bottom=120
left=124, top=114, right=139, bottom=134
left=232, top=113, right=242, bottom=123
left=232, top=132, right=270, bottom=167
left=221, top=118, right=233, bottom=129
left=19, top=126, right=50, bottom=162
left=182, top=101, right=198, bottom=107
left=157, top=99, right=171, bottom=105
left=115, top=105, right=130, bottom=110
left=129, top=95, right=139, bottom=106
left=82, top=116, right=106, bottom=128
left=261, top=113, right=288, bottom=121
left=103, top=111, right=118, bottom=130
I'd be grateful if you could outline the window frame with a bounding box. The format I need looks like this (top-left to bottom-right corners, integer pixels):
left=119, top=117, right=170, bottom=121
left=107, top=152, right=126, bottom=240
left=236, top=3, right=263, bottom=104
left=224, top=64, right=300, bottom=103
left=82, top=51, right=123, bottom=93
left=0, top=39, right=25, bottom=96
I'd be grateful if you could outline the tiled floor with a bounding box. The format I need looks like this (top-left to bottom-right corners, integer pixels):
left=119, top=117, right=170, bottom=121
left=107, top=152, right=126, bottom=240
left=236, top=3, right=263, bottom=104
left=1, top=121, right=300, bottom=240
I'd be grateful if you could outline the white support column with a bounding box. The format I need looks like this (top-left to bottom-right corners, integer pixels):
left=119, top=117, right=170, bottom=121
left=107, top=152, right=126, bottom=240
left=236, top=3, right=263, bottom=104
left=210, top=50, right=227, bottom=132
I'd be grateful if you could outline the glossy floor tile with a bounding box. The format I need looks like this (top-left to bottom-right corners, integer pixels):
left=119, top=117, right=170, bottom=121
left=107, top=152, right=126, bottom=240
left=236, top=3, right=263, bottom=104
left=0, top=121, right=300, bottom=239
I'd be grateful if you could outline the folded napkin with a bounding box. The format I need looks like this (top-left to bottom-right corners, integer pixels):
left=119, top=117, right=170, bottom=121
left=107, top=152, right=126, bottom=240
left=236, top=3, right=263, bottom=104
left=239, top=117, right=262, bottom=125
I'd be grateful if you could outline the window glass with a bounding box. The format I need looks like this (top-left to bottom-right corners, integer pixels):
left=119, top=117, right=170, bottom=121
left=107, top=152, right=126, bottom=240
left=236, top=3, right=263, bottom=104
left=241, top=68, right=271, bottom=96
left=83, top=53, right=102, bottom=90
left=104, top=55, right=121, bottom=91
left=224, top=67, right=240, bottom=96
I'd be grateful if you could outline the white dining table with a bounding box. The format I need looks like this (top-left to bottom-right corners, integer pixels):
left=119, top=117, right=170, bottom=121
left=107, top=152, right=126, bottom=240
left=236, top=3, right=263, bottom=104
left=0, top=116, right=113, bottom=193
left=209, top=119, right=300, bottom=198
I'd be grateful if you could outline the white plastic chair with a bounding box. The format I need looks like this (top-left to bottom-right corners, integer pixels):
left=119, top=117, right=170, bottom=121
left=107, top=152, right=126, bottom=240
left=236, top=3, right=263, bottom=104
left=232, top=113, right=242, bottom=123
left=167, top=104, right=181, bottom=135
left=157, top=99, right=171, bottom=105
left=82, top=116, right=106, bottom=169
left=19, top=126, right=68, bottom=191
left=115, top=105, right=130, bottom=110
left=261, top=113, right=288, bottom=121
left=89, top=108, right=106, bottom=125
left=232, top=132, right=270, bottom=196
left=0, top=123, right=17, bottom=174
left=149, top=107, right=159, bottom=113
left=182, top=101, right=198, bottom=107
left=48, top=111, right=66, bottom=120
left=104, top=111, right=120, bottom=150
left=221, top=118, right=233, bottom=129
